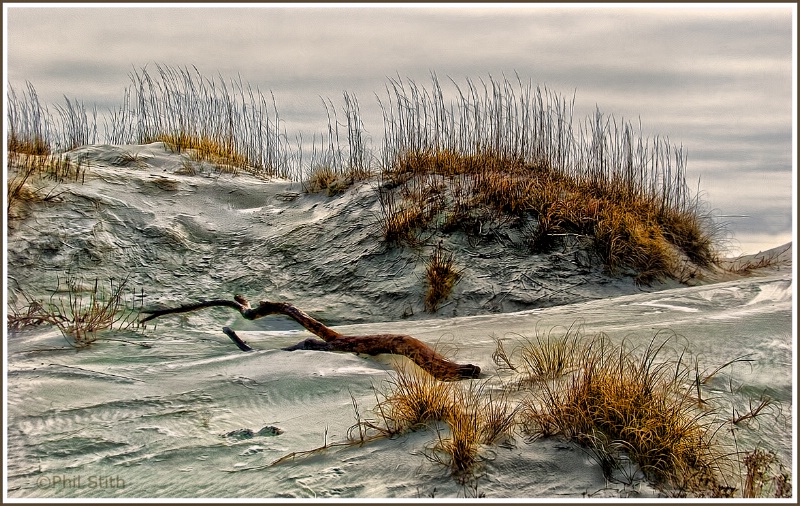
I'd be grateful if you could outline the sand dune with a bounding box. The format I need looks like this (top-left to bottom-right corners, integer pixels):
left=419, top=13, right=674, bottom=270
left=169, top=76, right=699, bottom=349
left=5, top=143, right=794, bottom=499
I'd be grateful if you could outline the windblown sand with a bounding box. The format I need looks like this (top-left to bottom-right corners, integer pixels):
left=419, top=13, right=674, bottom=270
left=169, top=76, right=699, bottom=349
left=5, top=143, right=793, bottom=498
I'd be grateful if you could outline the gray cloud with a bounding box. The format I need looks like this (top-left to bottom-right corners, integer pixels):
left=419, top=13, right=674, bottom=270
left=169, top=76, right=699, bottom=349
left=5, top=5, right=793, bottom=251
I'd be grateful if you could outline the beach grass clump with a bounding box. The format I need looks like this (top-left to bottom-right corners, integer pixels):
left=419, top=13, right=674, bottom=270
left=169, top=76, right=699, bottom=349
left=159, top=132, right=251, bottom=173
left=7, top=82, right=97, bottom=155
left=304, top=164, right=369, bottom=196
left=376, top=364, right=455, bottom=433
left=434, top=389, right=482, bottom=477
left=8, top=133, right=51, bottom=157
left=6, top=151, right=88, bottom=219
left=7, top=153, right=43, bottom=215
left=105, top=64, right=292, bottom=179
left=365, top=364, right=517, bottom=479
left=305, top=165, right=339, bottom=194
left=7, top=82, right=53, bottom=156
left=432, top=382, right=519, bottom=478
left=376, top=74, right=717, bottom=283
left=515, top=323, right=583, bottom=381
left=302, top=92, right=372, bottom=194
left=519, top=332, right=731, bottom=495
left=379, top=146, right=713, bottom=283
left=424, top=242, right=461, bottom=312
left=658, top=207, right=716, bottom=267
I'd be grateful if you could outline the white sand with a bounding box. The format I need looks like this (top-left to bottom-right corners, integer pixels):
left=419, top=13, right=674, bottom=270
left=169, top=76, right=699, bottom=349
left=5, top=143, right=794, bottom=499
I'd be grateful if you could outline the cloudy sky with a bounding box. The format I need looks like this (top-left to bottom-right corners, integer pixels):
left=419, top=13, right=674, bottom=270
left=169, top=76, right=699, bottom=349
left=3, top=3, right=795, bottom=253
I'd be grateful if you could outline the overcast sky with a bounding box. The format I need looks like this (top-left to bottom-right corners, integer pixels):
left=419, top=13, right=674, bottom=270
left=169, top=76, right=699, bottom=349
left=3, top=3, right=796, bottom=253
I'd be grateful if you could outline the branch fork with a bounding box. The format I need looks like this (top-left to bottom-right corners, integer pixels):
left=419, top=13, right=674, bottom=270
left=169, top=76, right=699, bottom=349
left=141, top=295, right=480, bottom=381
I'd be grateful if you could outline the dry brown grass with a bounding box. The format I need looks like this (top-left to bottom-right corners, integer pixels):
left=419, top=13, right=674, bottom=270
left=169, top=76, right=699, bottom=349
left=6, top=151, right=88, bottom=219
left=434, top=392, right=482, bottom=478
left=514, top=323, right=583, bottom=382
left=724, top=244, right=792, bottom=276
left=358, top=364, right=517, bottom=479
left=377, top=364, right=455, bottom=432
left=378, top=149, right=714, bottom=284
left=518, top=331, right=734, bottom=496
left=742, top=448, right=792, bottom=498
left=158, top=133, right=250, bottom=173
left=269, top=326, right=784, bottom=496
left=8, top=133, right=51, bottom=156
left=424, top=242, right=461, bottom=312
left=305, top=165, right=339, bottom=193
left=304, top=164, right=370, bottom=196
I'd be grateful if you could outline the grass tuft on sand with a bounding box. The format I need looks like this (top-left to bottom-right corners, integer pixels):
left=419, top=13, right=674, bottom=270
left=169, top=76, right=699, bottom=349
left=516, top=330, right=735, bottom=496
left=379, top=149, right=716, bottom=284
left=361, top=364, right=516, bottom=480
left=7, top=276, right=144, bottom=348
left=424, top=242, right=461, bottom=312
left=6, top=151, right=89, bottom=221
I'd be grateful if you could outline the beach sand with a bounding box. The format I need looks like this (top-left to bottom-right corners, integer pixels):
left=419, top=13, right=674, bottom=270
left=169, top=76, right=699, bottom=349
left=5, top=143, right=794, bottom=499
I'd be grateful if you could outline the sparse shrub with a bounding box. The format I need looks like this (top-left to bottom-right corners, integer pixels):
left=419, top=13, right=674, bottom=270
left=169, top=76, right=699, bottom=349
left=8, top=276, right=143, bottom=348
left=743, top=448, right=792, bottom=498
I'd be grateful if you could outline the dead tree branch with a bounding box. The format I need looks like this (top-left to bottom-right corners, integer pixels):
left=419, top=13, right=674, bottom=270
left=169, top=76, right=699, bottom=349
left=141, top=295, right=481, bottom=381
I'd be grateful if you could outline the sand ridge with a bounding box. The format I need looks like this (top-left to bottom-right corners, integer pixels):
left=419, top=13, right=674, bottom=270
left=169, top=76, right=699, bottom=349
left=12, top=141, right=784, bottom=329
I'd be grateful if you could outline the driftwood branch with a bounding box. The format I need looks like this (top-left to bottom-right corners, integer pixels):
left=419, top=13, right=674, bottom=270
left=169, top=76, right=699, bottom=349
left=141, top=296, right=481, bottom=381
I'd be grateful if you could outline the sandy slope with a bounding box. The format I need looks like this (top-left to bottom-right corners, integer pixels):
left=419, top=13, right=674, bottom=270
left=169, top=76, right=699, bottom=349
left=5, top=259, right=793, bottom=498
left=10, top=141, right=785, bottom=329
left=5, top=143, right=794, bottom=499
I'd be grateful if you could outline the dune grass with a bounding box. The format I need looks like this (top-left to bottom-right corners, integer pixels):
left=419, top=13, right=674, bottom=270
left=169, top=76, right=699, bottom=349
left=104, top=64, right=292, bottom=178
left=375, top=75, right=717, bottom=283
left=301, top=92, right=372, bottom=194
left=513, top=322, right=583, bottom=381
left=377, top=149, right=714, bottom=284
left=350, top=363, right=516, bottom=480
left=424, top=241, right=461, bottom=312
left=6, top=150, right=89, bottom=220
left=9, top=70, right=718, bottom=283
left=158, top=133, right=251, bottom=174
left=514, top=330, right=737, bottom=496
left=274, top=326, right=787, bottom=497
left=7, top=82, right=96, bottom=155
